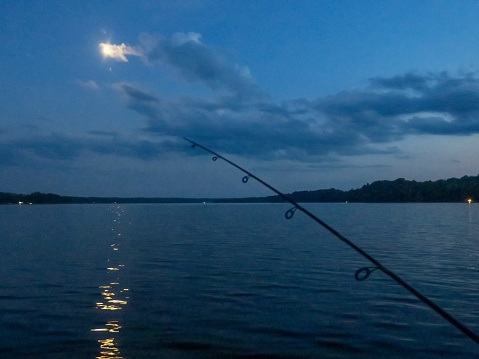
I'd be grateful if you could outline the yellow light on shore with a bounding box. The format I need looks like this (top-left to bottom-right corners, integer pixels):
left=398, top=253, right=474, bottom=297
left=468, top=198, right=472, bottom=204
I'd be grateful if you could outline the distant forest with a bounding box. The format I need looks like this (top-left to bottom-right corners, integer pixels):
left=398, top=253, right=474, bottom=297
left=1, top=175, right=479, bottom=204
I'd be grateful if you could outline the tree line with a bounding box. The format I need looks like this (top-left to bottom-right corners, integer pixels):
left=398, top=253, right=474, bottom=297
left=2, top=175, right=479, bottom=204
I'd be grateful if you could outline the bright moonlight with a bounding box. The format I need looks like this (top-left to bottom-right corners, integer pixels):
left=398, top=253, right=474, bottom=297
left=100, top=43, right=112, bottom=56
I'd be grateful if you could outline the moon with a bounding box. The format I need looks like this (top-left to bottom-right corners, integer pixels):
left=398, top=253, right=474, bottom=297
left=101, top=43, right=112, bottom=56
left=99, top=42, right=138, bottom=62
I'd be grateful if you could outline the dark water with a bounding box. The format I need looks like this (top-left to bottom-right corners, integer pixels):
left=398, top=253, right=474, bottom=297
left=1, top=203, right=478, bottom=358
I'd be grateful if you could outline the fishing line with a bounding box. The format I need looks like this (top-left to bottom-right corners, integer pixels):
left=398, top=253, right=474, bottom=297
left=184, top=137, right=479, bottom=345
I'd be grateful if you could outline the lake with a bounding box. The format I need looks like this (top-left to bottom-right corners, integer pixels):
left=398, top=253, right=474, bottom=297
left=0, top=203, right=478, bottom=358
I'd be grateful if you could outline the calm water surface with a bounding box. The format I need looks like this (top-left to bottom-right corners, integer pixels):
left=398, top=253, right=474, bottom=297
left=0, top=203, right=478, bottom=358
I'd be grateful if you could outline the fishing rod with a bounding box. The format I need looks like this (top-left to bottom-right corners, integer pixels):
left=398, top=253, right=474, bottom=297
left=184, top=137, right=479, bottom=345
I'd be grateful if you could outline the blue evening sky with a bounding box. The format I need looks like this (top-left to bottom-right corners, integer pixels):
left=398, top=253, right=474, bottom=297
left=1, top=0, right=479, bottom=197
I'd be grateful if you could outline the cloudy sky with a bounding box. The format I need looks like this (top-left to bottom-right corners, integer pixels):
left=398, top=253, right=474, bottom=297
left=2, top=1, right=479, bottom=198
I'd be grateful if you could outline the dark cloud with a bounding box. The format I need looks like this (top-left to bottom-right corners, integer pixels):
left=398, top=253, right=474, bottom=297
left=369, top=73, right=431, bottom=92
left=116, top=82, right=397, bottom=160
left=87, top=130, right=118, bottom=136
left=6, top=42, right=479, bottom=168
left=138, top=32, right=265, bottom=101
left=314, top=72, right=479, bottom=141
left=106, top=34, right=477, bottom=160
left=0, top=143, right=17, bottom=166
left=0, top=131, right=185, bottom=167
left=116, top=70, right=479, bottom=162
left=117, top=83, right=159, bottom=103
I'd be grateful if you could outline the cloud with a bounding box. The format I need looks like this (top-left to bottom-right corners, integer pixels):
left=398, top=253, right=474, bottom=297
left=369, top=73, right=431, bottom=92
left=137, top=32, right=264, bottom=101
left=0, top=143, right=17, bottom=166
left=114, top=70, right=479, bottom=162
left=6, top=70, right=479, bottom=172
left=9, top=29, right=479, bottom=169
left=76, top=79, right=100, bottom=91
left=100, top=33, right=479, bottom=161
left=99, top=42, right=141, bottom=62
left=0, top=130, right=186, bottom=168
left=115, top=82, right=393, bottom=160
left=116, top=83, right=158, bottom=102
left=100, top=32, right=262, bottom=100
